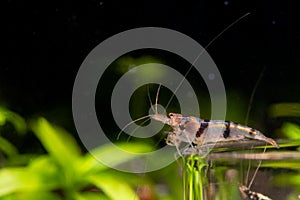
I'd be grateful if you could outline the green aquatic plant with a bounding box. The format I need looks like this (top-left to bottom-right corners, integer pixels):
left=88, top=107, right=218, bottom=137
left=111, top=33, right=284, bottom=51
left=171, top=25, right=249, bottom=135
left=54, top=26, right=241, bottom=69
left=182, top=153, right=241, bottom=200
left=274, top=173, right=300, bottom=200
left=281, top=122, right=300, bottom=148
left=268, top=103, right=300, bottom=118
left=183, top=155, right=207, bottom=200
left=267, top=117, right=300, bottom=199
left=268, top=102, right=300, bottom=150
left=0, top=117, right=153, bottom=200
left=0, top=107, right=26, bottom=158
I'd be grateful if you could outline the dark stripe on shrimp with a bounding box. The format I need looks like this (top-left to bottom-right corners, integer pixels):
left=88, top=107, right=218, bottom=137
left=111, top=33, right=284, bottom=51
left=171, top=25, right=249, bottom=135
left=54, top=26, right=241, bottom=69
left=223, top=121, right=230, bottom=138
left=196, top=121, right=209, bottom=138
left=241, top=187, right=271, bottom=200
left=249, top=128, right=256, bottom=135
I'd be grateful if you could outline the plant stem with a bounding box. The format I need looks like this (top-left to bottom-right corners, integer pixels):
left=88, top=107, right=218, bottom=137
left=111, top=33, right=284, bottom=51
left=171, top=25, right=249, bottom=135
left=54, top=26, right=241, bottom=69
left=183, top=154, right=208, bottom=200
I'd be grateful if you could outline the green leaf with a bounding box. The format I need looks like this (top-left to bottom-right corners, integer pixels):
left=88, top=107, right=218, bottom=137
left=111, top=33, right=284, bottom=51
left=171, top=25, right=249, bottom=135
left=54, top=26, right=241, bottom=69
left=28, top=156, right=61, bottom=187
left=80, top=142, right=153, bottom=175
left=2, top=191, right=62, bottom=200
left=281, top=122, right=300, bottom=140
left=30, top=118, right=81, bottom=169
left=0, top=169, right=24, bottom=196
left=0, top=168, right=57, bottom=196
left=6, top=154, right=37, bottom=166
left=274, top=173, right=300, bottom=187
left=0, top=107, right=26, bottom=157
left=0, top=112, right=6, bottom=126
left=269, top=103, right=300, bottom=118
left=0, top=107, right=26, bottom=134
left=87, top=173, right=139, bottom=200
left=0, top=137, right=18, bottom=156
left=262, top=161, right=300, bottom=170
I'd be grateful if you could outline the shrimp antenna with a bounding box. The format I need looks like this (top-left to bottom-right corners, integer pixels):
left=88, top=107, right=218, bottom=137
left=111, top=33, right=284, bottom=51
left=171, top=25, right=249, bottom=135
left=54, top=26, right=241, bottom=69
left=165, top=12, right=251, bottom=110
left=116, top=115, right=152, bottom=140
left=245, top=148, right=252, bottom=186
left=155, top=84, right=162, bottom=114
left=147, top=85, right=156, bottom=114
left=244, top=66, right=266, bottom=184
left=248, top=145, right=267, bottom=188
left=245, top=66, right=266, bottom=125
left=126, top=117, right=151, bottom=142
left=118, top=84, right=162, bottom=141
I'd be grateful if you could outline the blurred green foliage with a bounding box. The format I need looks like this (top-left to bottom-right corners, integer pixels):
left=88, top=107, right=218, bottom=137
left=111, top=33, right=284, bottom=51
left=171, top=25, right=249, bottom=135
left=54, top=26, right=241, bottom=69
left=0, top=109, right=152, bottom=200
left=0, top=107, right=26, bottom=157
left=0, top=107, right=184, bottom=200
left=270, top=103, right=300, bottom=150
left=114, top=56, right=167, bottom=82
left=269, top=103, right=300, bottom=118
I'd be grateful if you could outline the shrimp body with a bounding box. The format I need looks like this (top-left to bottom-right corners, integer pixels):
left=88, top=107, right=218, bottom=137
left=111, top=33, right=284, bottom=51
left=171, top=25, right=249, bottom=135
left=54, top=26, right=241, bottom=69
left=151, top=113, right=279, bottom=151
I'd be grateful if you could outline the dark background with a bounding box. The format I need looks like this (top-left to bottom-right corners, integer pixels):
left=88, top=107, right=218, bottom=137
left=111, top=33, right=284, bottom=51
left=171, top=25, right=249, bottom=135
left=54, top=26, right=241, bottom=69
left=5, top=0, right=300, bottom=130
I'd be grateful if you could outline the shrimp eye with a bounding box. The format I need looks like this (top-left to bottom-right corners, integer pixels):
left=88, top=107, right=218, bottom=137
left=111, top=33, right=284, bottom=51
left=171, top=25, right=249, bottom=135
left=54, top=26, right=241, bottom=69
left=166, top=139, right=174, bottom=146
left=169, top=113, right=174, bottom=117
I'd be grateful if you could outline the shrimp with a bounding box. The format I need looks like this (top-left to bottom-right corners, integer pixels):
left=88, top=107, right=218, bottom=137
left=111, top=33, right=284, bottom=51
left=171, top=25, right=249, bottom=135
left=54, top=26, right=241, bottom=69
left=152, top=112, right=279, bottom=156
